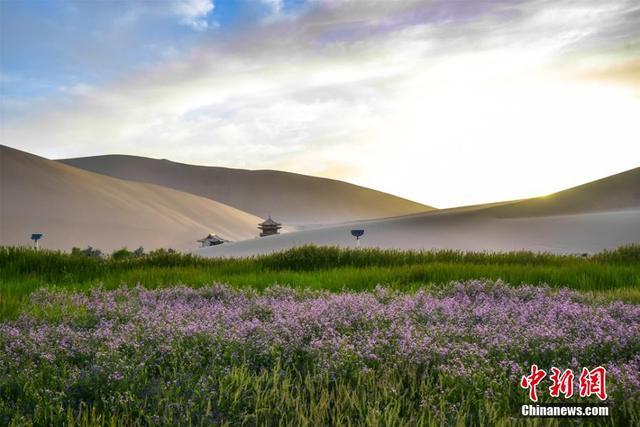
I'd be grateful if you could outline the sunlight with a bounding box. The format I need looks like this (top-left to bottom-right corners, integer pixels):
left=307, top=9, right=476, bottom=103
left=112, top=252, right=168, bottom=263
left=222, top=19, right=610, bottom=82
left=357, top=61, right=640, bottom=207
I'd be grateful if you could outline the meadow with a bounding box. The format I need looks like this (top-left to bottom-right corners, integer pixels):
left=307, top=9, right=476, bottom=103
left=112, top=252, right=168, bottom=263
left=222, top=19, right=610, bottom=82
left=1, top=245, right=639, bottom=425
left=2, top=244, right=640, bottom=319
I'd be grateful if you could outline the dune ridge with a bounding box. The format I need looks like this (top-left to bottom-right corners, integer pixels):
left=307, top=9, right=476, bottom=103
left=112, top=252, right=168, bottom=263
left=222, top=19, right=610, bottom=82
left=1, top=145, right=265, bottom=251
left=60, top=154, right=434, bottom=225
left=487, top=167, right=640, bottom=217
left=197, top=167, right=640, bottom=257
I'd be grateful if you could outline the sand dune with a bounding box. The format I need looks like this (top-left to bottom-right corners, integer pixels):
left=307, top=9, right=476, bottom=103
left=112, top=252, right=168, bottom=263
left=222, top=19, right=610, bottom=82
left=4, top=144, right=637, bottom=255
left=487, top=167, right=640, bottom=217
left=197, top=168, right=640, bottom=257
left=60, top=155, right=434, bottom=225
left=1, top=145, right=265, bottom=251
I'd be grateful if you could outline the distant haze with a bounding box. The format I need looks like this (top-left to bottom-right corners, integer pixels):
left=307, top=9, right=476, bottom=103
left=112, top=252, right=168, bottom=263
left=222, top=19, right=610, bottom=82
left=2, top=0, right=639, bottom=207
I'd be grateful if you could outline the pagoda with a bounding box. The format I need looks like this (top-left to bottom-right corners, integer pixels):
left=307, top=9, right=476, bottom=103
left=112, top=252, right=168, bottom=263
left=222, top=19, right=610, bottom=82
left=197, top=233, right=228, bottom=247
left=258, top=216, right=282, bottom=237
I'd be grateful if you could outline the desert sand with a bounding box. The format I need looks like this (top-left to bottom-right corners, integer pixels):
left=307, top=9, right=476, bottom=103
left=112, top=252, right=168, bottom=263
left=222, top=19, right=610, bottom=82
left=3, top=144, right=638, bottom=255
left=0, top=145, right=266, bottom=251
left=197, top=168, right=640, bottom=257
left=60, top=155, right=434, bottom=225
left=487, top=167, right=640, bottom=217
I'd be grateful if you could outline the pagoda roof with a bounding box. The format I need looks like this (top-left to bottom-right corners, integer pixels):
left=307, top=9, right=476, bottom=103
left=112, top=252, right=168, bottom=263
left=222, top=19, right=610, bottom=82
left=259, top=217, right=281, bottom=226
left=197, top=233, right=227, bottom=242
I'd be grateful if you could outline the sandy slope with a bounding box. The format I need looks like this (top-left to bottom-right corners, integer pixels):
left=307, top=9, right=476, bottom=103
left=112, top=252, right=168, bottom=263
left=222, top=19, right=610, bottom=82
left=60, top=155, right=434, bottom=225
left=488, top=167, right=640, bottom=217
left=197, top=168, right=640, bottom=257
left=0, top=145, right=265, bottom=251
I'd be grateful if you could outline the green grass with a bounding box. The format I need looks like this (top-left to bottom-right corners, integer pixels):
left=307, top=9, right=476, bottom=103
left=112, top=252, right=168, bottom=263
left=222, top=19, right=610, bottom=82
left=2, top=245, right=639, bottom=425
left=5, top=362, right=635, bottom=426
left=2, top=245, right=640, bottom=319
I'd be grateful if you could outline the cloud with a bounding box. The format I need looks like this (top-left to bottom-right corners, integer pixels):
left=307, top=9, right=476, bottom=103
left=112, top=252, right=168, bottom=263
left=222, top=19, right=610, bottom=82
left=171, top=0, right=215, bottom=30
left=260, top=0, right=284, bottom=14
left=567, top=55, right=640, bottom=93
left=2, top=0, right=640, bottom=207
left=115, top=0, right=216, bottom=30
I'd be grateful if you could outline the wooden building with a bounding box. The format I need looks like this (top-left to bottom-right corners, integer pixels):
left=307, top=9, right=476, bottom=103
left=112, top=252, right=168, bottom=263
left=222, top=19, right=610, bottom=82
left=258, top=217, right=282, bottom=237
left=197, top=233, right=228, bottom=247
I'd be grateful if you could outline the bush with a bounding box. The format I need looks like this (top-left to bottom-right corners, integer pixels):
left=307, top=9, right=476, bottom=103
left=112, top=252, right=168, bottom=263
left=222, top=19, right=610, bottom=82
left=592, top=244, right=640, bottom=264
left=111, top=248, right=134, bottom=261
left=71, top=246, right=103, bottom=258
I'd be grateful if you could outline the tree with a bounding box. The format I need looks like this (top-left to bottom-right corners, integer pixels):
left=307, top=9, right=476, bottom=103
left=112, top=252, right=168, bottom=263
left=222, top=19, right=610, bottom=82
left=111, top=247, right=134, bottom=261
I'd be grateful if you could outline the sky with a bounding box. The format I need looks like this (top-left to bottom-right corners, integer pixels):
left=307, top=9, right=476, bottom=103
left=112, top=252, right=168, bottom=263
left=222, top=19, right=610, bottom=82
left=1, top=0, right=639, bottom=208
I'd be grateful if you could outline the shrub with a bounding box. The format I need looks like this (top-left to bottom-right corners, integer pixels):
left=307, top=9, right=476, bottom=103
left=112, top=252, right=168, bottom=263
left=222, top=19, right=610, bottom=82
left=71, top=246, right=103, bottom=258
left=111, top=247, right=134, bottom=261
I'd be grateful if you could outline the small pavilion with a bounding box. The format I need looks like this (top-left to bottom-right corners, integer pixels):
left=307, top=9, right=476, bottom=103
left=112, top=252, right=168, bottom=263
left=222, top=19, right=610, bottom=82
left=197, top=233, right=228, bottom=247
left=258, top=216, right=282, bottom=237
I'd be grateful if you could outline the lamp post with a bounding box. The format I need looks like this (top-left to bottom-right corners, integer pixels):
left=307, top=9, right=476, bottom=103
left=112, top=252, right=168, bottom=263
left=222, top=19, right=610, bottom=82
left=350, top=229, right=364, bottom=248
left=30, top=234, right=43, bottom=250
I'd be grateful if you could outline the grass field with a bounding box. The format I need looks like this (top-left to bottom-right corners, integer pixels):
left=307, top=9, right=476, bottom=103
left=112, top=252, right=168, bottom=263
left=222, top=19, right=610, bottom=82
left=2, top=244, right=640, bottom=319
left=1, top=245, right=639, bottom=425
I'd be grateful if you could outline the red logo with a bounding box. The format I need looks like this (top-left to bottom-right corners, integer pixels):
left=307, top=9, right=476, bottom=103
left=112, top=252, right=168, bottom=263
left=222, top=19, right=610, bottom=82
left=579, top=367, right=607, bottom=400
left=549, top=367, right=574, bottom=398
left=520, top=366, right=607, bottom=402
left=520, top=364, right=546, bottom=402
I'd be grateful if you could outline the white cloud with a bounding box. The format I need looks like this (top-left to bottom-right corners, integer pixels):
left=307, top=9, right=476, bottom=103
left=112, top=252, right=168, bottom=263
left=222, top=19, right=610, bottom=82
left=171, top=0, right=215, bottom=30
left=3, top=0, right=640, bottom=207
left=260, top=0, right=284, bottom=14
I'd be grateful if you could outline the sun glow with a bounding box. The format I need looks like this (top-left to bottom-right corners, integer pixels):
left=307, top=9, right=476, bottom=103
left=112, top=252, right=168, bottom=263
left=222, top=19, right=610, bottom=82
left=355, top=60, right=640, bottom=207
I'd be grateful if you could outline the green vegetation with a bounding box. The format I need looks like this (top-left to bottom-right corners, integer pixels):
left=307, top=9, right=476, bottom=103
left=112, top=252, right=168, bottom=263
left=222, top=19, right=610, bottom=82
left=6, top=362, right=635, bottom=426
left=1, top=245, right=639, bottom=425
left=3, top=282, right=639, bottom=426
left=1, top=245, right=640, bottom=319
